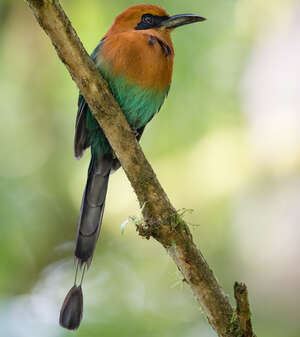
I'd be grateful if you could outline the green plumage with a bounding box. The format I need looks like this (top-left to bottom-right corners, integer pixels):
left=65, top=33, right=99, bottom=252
left=78, top=42, right=169, bottom=157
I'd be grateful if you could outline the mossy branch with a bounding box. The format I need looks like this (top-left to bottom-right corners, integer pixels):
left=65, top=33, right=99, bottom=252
left=25, top=1, right=256, bottom=336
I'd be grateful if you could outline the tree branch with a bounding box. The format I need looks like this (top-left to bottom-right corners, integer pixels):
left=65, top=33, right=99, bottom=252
left=25, top=1, right=255, bottom=336
left=234, top=282, right=256, bottom=337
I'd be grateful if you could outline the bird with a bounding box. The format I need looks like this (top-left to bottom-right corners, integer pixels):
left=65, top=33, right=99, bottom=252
left=59, top=4, right=206, bottom=330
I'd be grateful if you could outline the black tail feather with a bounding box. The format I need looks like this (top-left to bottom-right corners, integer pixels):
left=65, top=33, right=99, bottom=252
left=75, top=153, right=113, bottom=266
left=59, top=285, right=83, bottom=330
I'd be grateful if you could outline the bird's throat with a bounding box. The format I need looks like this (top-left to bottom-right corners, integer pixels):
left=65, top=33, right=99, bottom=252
left=99, top=31, right=174, bottom=90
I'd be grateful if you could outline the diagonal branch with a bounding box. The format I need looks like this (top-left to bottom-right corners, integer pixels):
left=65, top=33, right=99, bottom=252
left=25, top=1, right=255, bottom=336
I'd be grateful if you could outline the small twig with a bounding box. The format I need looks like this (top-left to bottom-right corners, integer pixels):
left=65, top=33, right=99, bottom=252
left=234, top=282, right=256, bottom=337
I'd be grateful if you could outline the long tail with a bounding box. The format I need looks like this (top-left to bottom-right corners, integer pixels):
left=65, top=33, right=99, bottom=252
left=75, top=153, right=112, bottom=266
left=60, top=153, right=112, bottom=330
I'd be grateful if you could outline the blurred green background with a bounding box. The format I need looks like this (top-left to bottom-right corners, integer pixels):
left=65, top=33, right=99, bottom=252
left=1, top=0, right=300, bottom=336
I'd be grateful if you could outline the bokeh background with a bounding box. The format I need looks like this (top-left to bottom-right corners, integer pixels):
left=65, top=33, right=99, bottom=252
left=1, top=0, right=300, bottom=336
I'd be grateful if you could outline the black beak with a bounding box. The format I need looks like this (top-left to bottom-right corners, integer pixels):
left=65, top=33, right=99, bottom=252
left=161, top=14, right=206, bottom=29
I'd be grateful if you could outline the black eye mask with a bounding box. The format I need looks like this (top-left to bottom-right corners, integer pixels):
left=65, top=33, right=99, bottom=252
left=135, top=14, right=169, bottom=30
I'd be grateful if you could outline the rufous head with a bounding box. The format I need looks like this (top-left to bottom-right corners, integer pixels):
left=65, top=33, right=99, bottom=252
left=105, top=4, right=206, bottom=36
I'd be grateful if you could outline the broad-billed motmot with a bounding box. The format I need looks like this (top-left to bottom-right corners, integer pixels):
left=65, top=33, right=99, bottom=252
left=59, top=4, right=206, bottom=330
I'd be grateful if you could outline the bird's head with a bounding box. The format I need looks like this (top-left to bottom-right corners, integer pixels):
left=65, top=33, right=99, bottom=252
left=105, top=4, right=206, bottom=36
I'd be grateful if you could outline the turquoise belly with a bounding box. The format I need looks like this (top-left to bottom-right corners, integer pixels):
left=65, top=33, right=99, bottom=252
left=86, top=66, right=168, bottom=156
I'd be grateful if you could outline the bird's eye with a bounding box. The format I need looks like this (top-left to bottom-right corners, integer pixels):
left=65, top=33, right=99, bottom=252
left=143, top=15, right=154, bottom=26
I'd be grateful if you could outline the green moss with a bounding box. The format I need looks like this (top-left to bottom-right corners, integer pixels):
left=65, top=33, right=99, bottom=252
left=230, top=311, right=238, bottom=324
left=166, top=209, right=193, bottom=237
left=225, top=310, right=242, bottom=337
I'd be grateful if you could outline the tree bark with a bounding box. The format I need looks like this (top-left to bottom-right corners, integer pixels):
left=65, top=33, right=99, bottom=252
left=234, top=282, right=256, bottom=337
left=25, top=1, right=256, bottom=336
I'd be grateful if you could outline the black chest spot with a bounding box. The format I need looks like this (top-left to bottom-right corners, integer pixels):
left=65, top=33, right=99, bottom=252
left=148, top=35, right=172, bottom=57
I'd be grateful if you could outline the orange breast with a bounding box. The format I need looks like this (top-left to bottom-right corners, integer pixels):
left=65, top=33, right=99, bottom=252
left=99, top=30, right=174, bottom=90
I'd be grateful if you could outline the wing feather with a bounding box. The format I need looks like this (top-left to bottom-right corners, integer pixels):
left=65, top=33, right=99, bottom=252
left=74, top=41, right=104, bottom=159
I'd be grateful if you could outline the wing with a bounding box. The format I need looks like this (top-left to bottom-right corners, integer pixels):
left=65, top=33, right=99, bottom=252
left=74, top=95, right=89, bottom=159
left=74, top=41, right=104, bottom=159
